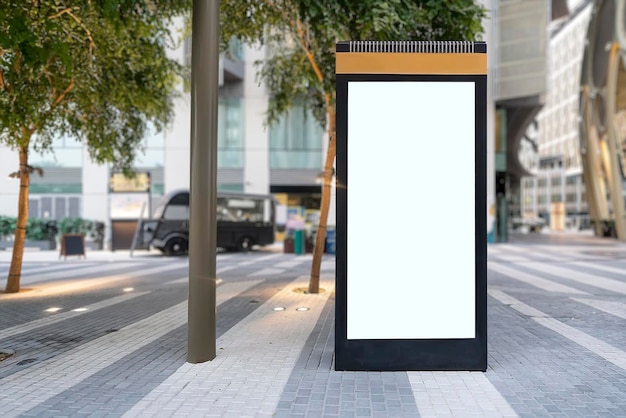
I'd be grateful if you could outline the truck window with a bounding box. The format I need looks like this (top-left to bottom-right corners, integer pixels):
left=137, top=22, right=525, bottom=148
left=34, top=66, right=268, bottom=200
left=163, top=204, right=189, bottom=220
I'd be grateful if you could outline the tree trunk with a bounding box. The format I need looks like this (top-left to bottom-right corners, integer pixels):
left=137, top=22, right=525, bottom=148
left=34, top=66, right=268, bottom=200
left=5, top=145, right=30, bottom=293
left=308, top=106, right=336, bottom=294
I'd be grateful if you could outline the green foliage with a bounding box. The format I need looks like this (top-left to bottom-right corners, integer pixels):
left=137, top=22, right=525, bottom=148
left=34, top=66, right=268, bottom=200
left=57, top=217, right=104, bottom=241
left=0, top=216, right=103, bottom=240
left=0, top=0, right=192, bottom=174
left=219, top=0, right=487, bottom=128
left=58, top=217, right=92, bottom=235
left=0, top=216, right=17, bottom=239
left=1, top=217, right=58, bottom=241
left=25, top=218, right=57, bottom=241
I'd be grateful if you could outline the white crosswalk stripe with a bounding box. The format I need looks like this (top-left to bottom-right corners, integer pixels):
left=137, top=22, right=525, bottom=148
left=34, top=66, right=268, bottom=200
left=488, top=262, right=588, bottom=294
left=18, top=263, right=98, bottom=276
left=490, top=253, right=532, bottom=262
left=247, top=267, right=284, bottom=277
left=573, top=298, right=626, bottom=320
left=497, top=245, right=567, bottom=261
left=0, top=263, right=189, bottom=297
left=409, top=372, right=518, bottom=417
left=570, top=260, right=626, bottom=276
left=237, top=253, right=284, bottom=266
left=523, top=262, right=626, bottom=294
left=18, top=262, right=138, bottom=285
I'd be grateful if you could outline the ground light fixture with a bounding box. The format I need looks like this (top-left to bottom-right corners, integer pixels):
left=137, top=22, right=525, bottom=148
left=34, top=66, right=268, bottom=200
left=123, top=288, right=134, bottom=292
left=72, top=308, right=89, bottom=312
left=45, top=307, right=62, bottom=313
left=295, top=307, right=310, bottom=312
left=272, top=307, right=286, bottom=311
left=0, top=349, right=15, bottom=361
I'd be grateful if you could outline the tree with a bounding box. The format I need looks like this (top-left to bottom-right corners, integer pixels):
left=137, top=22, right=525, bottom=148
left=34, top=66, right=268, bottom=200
left=220, top=0, right=487, bottom=293
left=0, top=0, right=192, bottom=293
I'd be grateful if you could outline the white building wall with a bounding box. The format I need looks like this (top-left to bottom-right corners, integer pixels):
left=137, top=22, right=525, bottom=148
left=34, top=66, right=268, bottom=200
left=0, top=145, right=18, bottom=217
left=164, top=17, right=191, bottom=193
left=540, top=8, right=589, bottom=168
left=243, top=45, right=270, bottom=194
left=495, top=0, right=549, bottom=101
left=81, top=151, right=109, bottom=242
left=164, top=97, right=191, bottom=193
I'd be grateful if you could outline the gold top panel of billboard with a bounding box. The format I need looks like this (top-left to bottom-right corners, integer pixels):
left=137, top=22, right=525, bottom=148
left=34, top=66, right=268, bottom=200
left=335, top=41, right=487, bottom=75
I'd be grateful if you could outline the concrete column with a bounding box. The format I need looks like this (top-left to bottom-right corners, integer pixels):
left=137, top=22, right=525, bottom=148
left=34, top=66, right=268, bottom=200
left=164, top=17, right=191, bottom=193
left=532, top=177, right=537, bottom=215
left=479, top=0, right=496, bottom=240
left=164, top=102, right=191, bottom=192
left=243, top=44, right=270, bottom=194
left=81, top=148, right=110, bottom=246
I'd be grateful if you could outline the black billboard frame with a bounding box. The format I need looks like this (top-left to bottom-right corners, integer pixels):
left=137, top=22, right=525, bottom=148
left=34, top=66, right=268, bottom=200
left=335, top=41, right=487, bottom=371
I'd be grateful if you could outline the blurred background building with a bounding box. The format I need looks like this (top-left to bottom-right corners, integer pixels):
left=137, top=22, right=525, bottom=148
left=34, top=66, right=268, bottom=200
left=492, top=0, right=572, bottom=241
left=518, top=0, right=593, bottom=233
left=6, top=0, right=621, bottom=248
left=518, top=0, right=626, bottom=240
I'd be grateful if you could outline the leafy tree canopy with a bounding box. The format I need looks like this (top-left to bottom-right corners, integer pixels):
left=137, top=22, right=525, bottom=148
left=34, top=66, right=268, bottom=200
left=0, top=0, right=192, bottom=173
left=219, top=0, right=487, bottom=127
left=1, top=0, right=191, bottom=293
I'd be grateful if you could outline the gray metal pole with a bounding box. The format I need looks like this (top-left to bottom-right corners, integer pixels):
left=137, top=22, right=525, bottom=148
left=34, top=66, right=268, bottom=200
left=188, top=0, right=219, bottom=363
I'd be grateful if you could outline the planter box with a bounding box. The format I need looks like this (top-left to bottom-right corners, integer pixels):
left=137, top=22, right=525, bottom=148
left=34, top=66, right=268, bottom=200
left=85, top=241, right=103, bottom=251
left=0, top=240, right=56, bottom=251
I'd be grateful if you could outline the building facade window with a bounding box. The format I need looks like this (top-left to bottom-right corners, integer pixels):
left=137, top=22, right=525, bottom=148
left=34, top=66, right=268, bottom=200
left=218, top=184, right=244, bottom=192
left=228, top=37, right=244, bottom=60
left=269, top=105, right=323, bottom=169
left=28, top=195, right=81, bottom=219
left=27, top=136, right=84, bottom=197
left=29, top=184, right=81, bottom=194
left=134, top=125, right=165, bottom=168
left=218, top=97, right=244, bottom=168
left=30, top=135, right=83, bottom=168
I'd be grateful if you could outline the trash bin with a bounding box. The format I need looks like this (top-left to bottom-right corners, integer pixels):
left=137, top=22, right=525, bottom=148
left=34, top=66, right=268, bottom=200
left=325, top=228, right=336, bottom=254
left=294, top=230, right=305, bottom=254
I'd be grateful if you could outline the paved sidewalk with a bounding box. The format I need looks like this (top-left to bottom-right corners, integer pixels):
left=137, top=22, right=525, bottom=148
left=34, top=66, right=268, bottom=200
left=0, top=232, right=625, bottom=417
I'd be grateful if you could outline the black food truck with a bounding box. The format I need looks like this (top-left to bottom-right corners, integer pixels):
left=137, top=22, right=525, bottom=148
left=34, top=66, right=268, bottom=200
left=140, top=189, right=276, bottom=255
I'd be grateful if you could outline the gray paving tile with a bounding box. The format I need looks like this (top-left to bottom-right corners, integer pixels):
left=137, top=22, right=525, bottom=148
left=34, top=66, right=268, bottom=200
left=3, top=246, right=626, bottom=416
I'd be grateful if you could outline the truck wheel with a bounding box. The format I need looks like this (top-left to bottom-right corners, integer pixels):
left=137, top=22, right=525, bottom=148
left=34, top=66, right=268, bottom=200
left=165, top=237, right=188, bottom=256
left=237, top=236, right=254, bottom=252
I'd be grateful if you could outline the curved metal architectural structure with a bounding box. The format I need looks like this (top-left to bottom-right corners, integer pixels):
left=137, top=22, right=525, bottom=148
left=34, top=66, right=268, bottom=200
left=580, top=0, right=626, bottom=239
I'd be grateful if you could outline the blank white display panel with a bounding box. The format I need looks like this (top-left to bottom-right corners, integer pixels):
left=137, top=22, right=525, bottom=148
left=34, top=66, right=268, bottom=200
left=347, top=81, right=476, bottom=340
